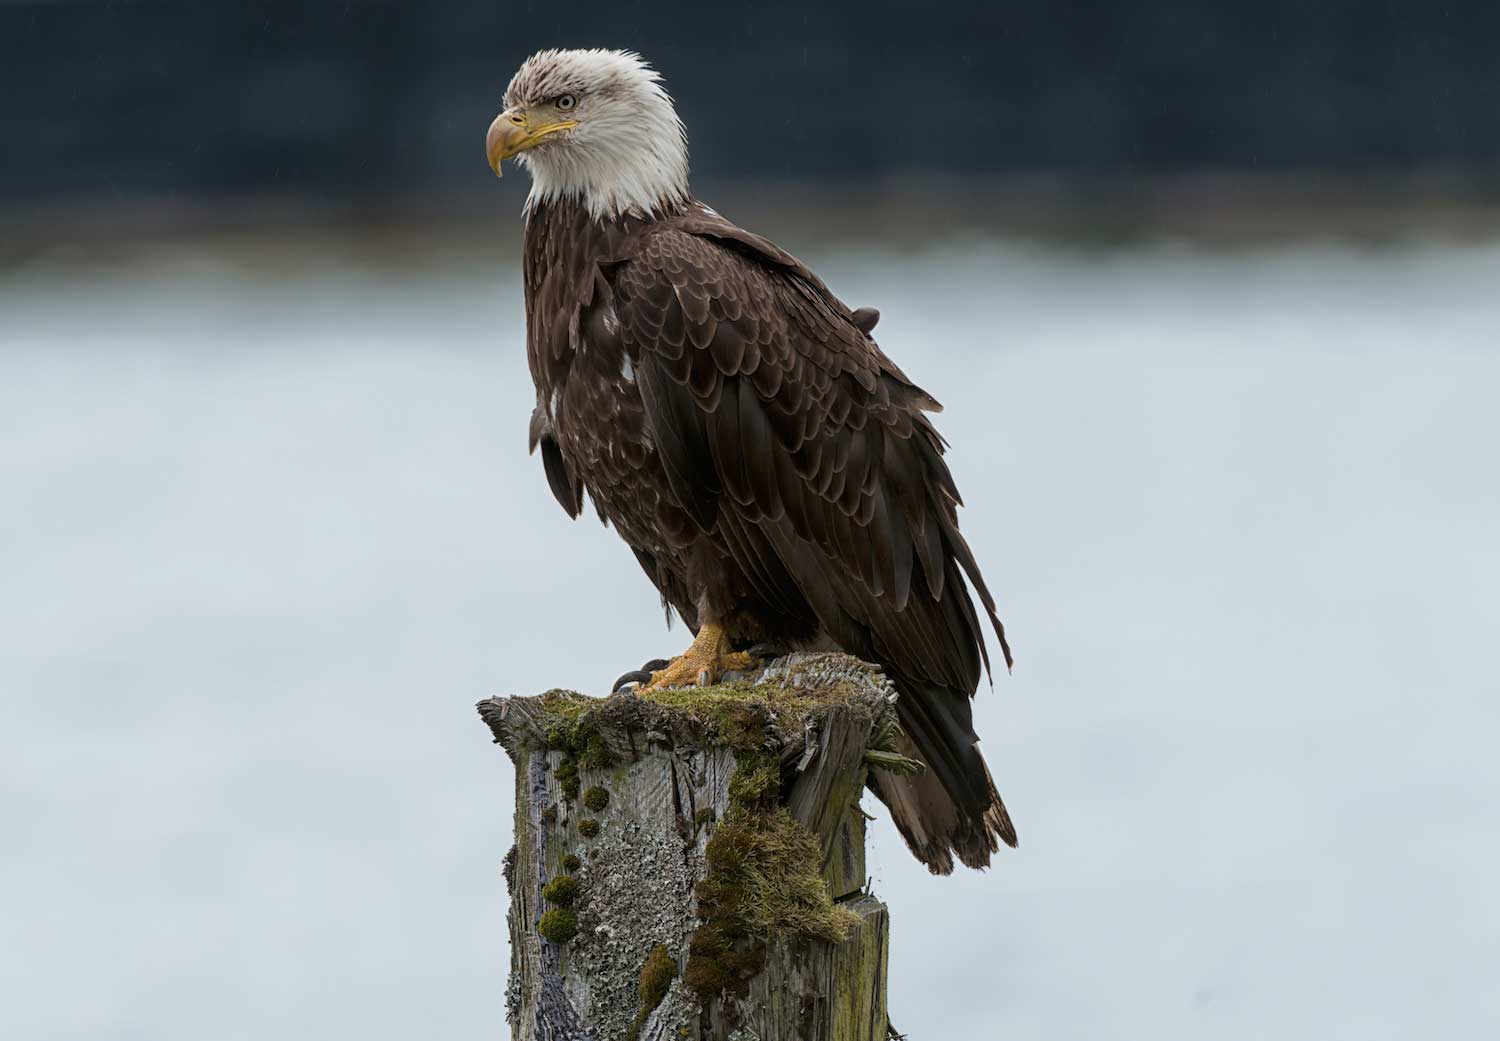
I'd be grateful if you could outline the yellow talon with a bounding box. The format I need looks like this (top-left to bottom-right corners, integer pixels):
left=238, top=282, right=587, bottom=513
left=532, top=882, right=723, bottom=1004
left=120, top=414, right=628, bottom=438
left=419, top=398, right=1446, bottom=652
left=640, top=623, right=753, bottom=690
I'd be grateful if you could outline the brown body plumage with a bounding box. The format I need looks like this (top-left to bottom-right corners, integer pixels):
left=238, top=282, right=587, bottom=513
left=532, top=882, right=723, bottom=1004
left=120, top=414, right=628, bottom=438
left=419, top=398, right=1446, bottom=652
left=522, top=193, right=1017, bottom=873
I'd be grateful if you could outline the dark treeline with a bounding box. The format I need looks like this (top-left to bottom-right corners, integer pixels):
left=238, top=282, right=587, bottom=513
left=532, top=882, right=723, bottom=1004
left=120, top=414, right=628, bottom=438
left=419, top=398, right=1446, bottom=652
left=3, top=0, right=1497, bottom=212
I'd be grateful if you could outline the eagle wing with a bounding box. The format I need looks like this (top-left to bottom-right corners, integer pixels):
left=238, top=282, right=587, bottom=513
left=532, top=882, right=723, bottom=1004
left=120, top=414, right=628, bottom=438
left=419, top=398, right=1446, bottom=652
left=608, top=214, right=1016, bottom=868
left=610, top=218, right=1008, bottom=673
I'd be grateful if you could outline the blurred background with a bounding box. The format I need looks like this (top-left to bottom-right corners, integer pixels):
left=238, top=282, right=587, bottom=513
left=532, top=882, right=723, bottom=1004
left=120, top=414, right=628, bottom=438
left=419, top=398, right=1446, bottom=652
left=4, top=2, right=1498, bottom=1039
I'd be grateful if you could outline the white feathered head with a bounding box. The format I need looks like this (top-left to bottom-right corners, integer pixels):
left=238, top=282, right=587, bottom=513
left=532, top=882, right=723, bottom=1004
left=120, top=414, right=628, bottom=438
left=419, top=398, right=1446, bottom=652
left=487, top=49, right=690, bottom=219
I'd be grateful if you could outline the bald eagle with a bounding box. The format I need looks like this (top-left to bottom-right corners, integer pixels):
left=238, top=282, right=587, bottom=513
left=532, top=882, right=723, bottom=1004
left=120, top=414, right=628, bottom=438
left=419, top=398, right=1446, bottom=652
left=487, top=49, right=1016, bottom=873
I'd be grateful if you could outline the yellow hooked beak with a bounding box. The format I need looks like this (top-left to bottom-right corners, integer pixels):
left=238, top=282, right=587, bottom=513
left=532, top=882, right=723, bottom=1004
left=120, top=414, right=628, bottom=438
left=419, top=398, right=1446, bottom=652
left=486, top=107, right=578, bottom=177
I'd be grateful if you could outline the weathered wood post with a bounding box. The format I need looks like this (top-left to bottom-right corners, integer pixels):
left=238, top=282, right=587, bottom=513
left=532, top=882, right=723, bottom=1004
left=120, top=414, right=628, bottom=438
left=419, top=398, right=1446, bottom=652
left=478, top=652, right=902, bottom=1041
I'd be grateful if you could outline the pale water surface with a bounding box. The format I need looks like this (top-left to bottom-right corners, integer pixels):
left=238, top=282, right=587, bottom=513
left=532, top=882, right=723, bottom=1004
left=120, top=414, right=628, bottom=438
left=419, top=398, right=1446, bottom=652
left=3, top=239, right=1497, bottom=1039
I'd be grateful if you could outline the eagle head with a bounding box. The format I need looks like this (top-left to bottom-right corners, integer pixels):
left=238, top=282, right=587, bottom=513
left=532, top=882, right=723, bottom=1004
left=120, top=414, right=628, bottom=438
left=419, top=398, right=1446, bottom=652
left=487, top=49, right=690, bottom=219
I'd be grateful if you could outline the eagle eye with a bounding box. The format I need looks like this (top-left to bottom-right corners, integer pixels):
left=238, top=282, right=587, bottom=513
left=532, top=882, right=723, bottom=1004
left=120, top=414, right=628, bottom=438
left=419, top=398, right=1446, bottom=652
left=555, top=94, right=577, bottom=111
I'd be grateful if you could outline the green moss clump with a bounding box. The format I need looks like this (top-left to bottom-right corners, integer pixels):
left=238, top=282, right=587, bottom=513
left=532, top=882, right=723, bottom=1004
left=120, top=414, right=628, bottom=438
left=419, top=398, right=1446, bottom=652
left=634, top=686, right=773, bottom=750
left=582, top=786, right=610, bottom=812
left=539, top=694, right=613, bottom=770
left=554, top=758, right=581, bottom=800
left=639, top=944, right=677, bottom=1005
left=726, top=758, right=781, bottom=808
left=537, top=689, right=593, bottom=726
left=542, top=701, right=613, bottom=802
left=719, top=703, right=770, bottom=750
left=537, top=908, right=578, bottom=944
left=625, top=944, right=678, bottom=1040
left=578, top=818, right=601, bottom=839
left=561, top=854, right=582, bottom=874
left=684, top=920, right=765, bottom=998
left=535, top=672, right=874, bottom=764
left=697, top=804, right=854, bottom=941
left=693, top=807, right=716, bottom=827
left=577, top=730, right=613, bottom=770
left=540, top=805, right=558, bottom=826
left=684, top=756, right=858, bottom=1001
left=636, top=680, right=867, bottom=751
left=542, top=875, right=581, bottom=907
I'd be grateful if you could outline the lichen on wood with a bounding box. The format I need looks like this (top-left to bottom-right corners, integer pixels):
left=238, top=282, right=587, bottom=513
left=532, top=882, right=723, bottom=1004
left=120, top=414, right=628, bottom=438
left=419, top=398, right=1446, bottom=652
left=479, top=652, right=898, bottom=1041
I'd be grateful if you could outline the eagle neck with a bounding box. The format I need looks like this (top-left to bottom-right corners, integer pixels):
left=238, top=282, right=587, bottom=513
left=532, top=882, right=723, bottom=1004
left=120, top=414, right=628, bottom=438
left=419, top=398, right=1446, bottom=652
left=523, top=196, right=657, bottom=281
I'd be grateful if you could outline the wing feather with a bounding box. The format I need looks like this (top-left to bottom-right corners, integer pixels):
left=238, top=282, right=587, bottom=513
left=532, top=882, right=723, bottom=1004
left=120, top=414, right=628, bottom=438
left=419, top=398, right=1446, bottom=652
left=528, top=405, right=583, bottom=518
left=612, top=222, right=1009, bottom=685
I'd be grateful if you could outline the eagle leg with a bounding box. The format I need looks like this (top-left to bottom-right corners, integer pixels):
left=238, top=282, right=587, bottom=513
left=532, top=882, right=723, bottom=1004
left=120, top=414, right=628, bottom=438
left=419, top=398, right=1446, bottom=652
left=639, top=622, right=753, bottom=691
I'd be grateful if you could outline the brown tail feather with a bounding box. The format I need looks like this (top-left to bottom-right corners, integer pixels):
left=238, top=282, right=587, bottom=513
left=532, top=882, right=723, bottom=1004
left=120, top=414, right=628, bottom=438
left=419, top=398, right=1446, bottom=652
left=867, top=683, right=1016, bottom=874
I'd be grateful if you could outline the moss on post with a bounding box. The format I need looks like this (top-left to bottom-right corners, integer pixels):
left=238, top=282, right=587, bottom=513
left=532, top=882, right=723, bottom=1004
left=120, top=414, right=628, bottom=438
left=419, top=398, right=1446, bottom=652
left=685, top=751, right=859, bottom=1001
left=628, top=944, right=678, bottom=1041
left=537, top=908, right=578, bottom=944
left=541, top=875, right=580, bottom=907
left=480, top=652, right=897, bottom=1041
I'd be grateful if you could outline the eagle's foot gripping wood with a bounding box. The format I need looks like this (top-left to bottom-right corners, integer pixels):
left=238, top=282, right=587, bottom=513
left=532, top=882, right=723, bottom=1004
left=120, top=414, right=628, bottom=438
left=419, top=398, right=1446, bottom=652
left=639, top=622, right=754, bottom=691
left=478, top=652, right=896, bottom=1041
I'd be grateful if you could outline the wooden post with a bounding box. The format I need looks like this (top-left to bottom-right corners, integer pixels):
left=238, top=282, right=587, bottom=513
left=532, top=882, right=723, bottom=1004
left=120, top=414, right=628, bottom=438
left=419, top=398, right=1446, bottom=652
left=478, top=653, right=897, bottom=1041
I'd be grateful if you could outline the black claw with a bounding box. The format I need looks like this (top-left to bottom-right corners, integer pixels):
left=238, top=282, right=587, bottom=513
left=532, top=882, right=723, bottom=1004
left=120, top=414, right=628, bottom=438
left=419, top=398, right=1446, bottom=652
left=746, top=642, right=788, bottom=663
left=612, top=670, right=654, bottom=693
left=612, top=658, right=674, bottom=694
